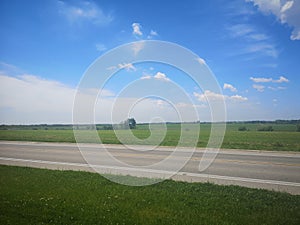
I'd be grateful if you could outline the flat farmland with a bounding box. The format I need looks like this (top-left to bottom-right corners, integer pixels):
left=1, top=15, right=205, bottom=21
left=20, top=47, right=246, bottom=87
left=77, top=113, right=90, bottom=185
left=0, top=123, right=299, bottom=151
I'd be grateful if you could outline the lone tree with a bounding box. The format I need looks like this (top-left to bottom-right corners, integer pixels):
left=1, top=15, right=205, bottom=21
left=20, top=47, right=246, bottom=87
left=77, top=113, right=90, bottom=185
left=128, top=118, right=136, bottom=129
left=120, top=118, right=136, bottom=129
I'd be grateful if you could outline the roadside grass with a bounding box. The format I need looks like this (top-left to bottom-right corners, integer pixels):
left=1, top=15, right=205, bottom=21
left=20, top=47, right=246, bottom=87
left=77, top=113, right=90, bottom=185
left=0, top=165, right=299, bottom=225
left=0, top=123, right=300, bottom=151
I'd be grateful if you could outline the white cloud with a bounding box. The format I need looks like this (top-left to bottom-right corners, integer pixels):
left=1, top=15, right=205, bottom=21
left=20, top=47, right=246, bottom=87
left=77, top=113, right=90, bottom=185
left=193, top=90, right=247, bottom=102
left=223, top=83, right=237, bottom=92
left=58, top=1, right=113, bottom=26
left=147, top=30, right=158, bottom=39
left=118, top=63, right=136, bottom=72
left=247, top=0, right=300, bottom=40
left=250, top=76, right=272, bottom=83
left=251, top=75, right=289, bottom=92
left=230, top=95, right=248, bottom=101
left=150, top=30, right=158, bottom=36
left=281, top=0, right=294, bottom=13
left=132, top=22, right=143, bottom=36
left=106, top=63, right=137, bottom=72
left=154, top=72, right=170, bottom=82
left=140, top=72, right=171, bottom=82
left=195, top=57, right=206, bottom=65
left=252, top=84, right=265, bottom=92
left=274, top=76, right=289, bottom=83
left=250, top=76, right=289, bottom=83
left=194, top=91, right=225, bottom=102
left=140, top=75, right=152, bottom=80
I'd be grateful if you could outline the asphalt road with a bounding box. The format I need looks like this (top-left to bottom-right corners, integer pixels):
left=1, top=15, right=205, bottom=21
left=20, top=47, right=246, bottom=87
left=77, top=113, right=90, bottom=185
left=0, top=141, right=299, bottom=194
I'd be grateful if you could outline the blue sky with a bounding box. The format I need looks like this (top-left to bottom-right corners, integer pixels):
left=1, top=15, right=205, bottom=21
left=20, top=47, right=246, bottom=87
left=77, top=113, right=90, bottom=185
left=0, top=0, right=299, bottom=124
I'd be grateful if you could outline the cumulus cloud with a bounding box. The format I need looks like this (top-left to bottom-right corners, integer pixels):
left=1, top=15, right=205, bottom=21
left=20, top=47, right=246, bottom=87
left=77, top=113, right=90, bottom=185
left=58, top=0, right=113, bottom=26
left=141, top=72, right=171, bottom=82
left=223, top=83, right=237, bottom=92
left=230, top=95, right=248, bottom=101
left=132, top=22, right=143, bottom=36
left=246, top=0, right=300, bottom=40
left=193, top=90, right=247, bottom=102
left=154, top=72, right=170, bottom=82
left=250, top=75, right=289, bottom=83
left=274, top=76, right=289, bottom=83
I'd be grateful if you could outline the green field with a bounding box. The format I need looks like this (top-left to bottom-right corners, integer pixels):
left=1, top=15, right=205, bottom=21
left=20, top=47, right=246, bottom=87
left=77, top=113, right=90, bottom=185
left=0, top=165, right=299, bottom=225
left=0, top=123, right=300, bottom=151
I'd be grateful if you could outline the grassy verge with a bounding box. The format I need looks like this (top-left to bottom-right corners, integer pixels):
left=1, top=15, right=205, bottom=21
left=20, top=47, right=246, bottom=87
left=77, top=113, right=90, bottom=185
left=1, top=124, right=300, bottom=151
left=0, top=165, right=299, bottom=225
left=0, top=126, right=300, bottom=151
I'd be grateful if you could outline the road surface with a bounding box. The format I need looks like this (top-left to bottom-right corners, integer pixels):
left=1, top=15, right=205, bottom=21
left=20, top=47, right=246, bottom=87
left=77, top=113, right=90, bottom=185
left=0, top=141, right=299, bottom=194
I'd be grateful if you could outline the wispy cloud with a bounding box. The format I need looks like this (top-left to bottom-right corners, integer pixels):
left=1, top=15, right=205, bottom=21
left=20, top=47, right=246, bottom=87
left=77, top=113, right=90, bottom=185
left=252, top=84, right=265, bottom=92
left=118, top=63, right=136, bottom=72
left=246, top=43, right=278, bottom=58
left=95, top=43, right=107, bottom=52
left=58, top=0, right=113, bottom=26
left=106, top=63, right=137, bottom=72
left=268, top=86, right=287, bottom=91
left=246, top=0, right=300, bottom=40
left=228, top=24, right=254, bottom=38
left=0, top=62, right=24, bottom=76
left=227, top=23, right=278, bottom=58
left=250, top=76, right=289, bottom=83
left=140, top=75, right=152, bottom=80
left=223, top=83, right=237, bottom=92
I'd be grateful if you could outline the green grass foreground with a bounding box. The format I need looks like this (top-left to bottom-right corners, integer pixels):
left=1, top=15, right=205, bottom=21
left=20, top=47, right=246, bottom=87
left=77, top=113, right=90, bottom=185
left=0, top=165, right=299, bottom=225
left=0, top=123, right=300, bottom=151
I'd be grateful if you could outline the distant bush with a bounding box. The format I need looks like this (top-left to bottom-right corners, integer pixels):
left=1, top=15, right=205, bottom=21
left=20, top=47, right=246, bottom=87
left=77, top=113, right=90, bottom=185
left=238, top=126, right=247, bottom=131
left=257, top=126, right=273, bottom=132
left=103, top=125, right=113, bottom=130
left=297, top=124, right=300, bottom=132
